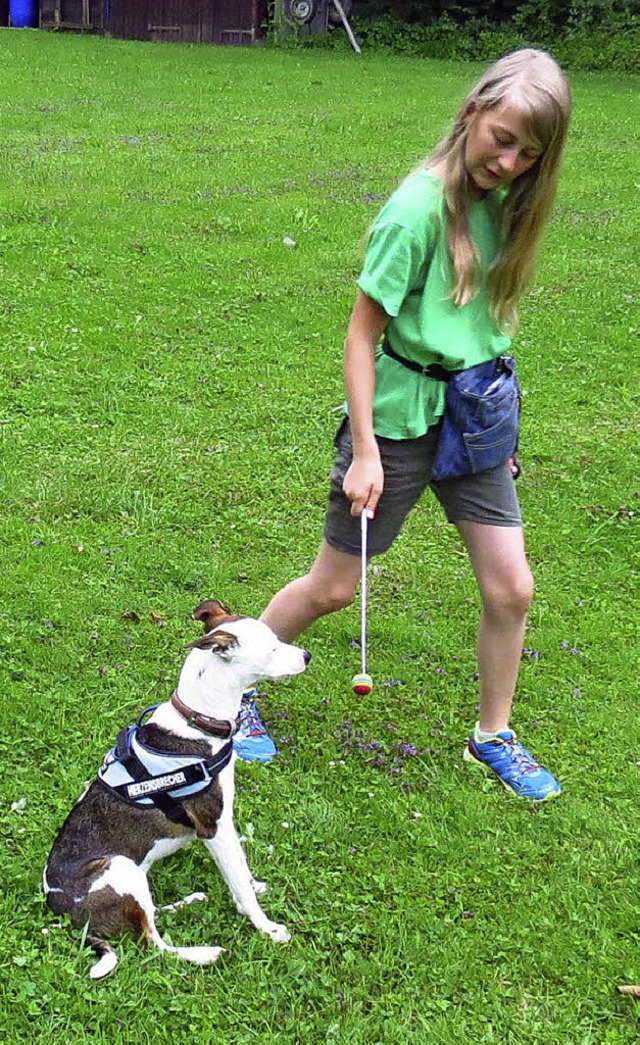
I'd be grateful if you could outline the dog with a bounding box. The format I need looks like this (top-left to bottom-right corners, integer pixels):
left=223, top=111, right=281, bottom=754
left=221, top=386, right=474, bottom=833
left=43, top=599, right=310, bottom=979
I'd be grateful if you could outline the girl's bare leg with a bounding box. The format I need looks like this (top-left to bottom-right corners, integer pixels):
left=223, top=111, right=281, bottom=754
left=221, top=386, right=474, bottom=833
left=261, top=540, right=362, bottom=642
left=456, top=521, right=534, bottom=733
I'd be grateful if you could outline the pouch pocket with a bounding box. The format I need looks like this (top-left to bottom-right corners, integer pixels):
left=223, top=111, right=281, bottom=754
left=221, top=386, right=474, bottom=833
left=462, top=406, right=519, bottom=474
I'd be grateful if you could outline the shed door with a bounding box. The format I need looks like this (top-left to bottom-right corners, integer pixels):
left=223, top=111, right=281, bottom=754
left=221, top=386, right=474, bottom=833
left=147, top=0, right=203, bottom=43
left=213, top=0, right=257, bottom=45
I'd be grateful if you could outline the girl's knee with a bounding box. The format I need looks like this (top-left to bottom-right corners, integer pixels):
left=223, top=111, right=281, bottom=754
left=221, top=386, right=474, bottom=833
left=308, top=578, right=356, bottom=615
left=305, top=544, right=361, bottom=616
left=483, top=568, right=534, bottom=620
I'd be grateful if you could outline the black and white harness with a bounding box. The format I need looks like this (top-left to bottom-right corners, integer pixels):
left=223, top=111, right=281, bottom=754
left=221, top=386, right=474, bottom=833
left=97, top=705, right=233, bottom=828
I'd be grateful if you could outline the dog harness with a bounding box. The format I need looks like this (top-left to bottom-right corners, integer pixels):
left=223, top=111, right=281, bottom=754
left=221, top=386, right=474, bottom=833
left=97, top=705, right=233, bottom=827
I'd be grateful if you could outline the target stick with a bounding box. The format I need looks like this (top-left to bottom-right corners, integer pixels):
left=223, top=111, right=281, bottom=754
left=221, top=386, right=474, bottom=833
left=352, top=510, right=373, bottom=695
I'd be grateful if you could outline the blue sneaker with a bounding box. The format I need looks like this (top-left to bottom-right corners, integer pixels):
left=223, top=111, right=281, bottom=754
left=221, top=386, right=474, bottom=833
left=464, top=726, right=561, bottom=802
left=233, top=690, right=277, bottom=764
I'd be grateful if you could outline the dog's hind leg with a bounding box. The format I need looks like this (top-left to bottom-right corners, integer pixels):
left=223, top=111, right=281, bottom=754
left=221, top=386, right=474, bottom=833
left=83, top=856, right=223, bottom=976
left=204, top=828, right=291, bottom=943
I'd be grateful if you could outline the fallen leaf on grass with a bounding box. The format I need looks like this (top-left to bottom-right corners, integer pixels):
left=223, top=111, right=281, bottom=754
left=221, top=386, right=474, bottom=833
left=616, top=985, right=640, bottom=997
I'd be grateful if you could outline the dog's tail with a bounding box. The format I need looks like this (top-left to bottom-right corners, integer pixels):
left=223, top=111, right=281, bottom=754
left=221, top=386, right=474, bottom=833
left=86, top=934, right=119, bottom=980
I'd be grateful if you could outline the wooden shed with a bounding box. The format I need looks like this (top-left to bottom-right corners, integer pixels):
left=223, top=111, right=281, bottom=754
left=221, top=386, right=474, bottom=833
left=39, top=1, right=269, bottom=44
left=39, top=1, right=106, bottom=31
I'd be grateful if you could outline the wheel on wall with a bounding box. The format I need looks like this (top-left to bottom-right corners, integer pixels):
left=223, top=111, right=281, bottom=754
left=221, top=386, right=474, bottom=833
left=328, top=0, right=353, bottom=25
left=285, top=0, right=318, bottom=24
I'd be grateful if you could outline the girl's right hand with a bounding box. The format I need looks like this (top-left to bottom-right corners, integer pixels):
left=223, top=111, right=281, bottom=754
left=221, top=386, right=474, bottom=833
left=343, top=455, right=384, bottom=519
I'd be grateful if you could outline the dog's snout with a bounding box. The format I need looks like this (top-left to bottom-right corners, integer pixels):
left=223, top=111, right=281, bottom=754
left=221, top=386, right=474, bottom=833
left=302, top=649, right=312, bottom=666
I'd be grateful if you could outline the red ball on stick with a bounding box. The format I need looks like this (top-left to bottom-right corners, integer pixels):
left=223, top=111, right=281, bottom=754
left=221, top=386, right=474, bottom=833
left=351, top=672, right=373, bottom=696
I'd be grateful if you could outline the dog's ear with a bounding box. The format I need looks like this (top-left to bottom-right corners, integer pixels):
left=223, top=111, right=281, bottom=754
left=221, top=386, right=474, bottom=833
left=188, top=629, right=238, bottom=655
left=190, top=600, right=241, bottom=653
left=193, top=599, right=234, bottom=632
left=191, top=627, right=241, bottom=652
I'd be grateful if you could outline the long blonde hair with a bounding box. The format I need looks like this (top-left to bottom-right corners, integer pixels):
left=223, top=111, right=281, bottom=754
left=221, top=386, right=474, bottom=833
left=426, top=49, right=571, bottom=333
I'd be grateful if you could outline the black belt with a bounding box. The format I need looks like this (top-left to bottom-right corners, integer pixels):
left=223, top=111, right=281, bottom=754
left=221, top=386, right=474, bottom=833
left=382, top=338, right=460, bottom=383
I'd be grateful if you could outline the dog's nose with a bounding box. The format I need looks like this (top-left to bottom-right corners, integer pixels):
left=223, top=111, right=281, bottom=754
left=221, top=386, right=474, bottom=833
left=302, top=649, right=312, bottom=665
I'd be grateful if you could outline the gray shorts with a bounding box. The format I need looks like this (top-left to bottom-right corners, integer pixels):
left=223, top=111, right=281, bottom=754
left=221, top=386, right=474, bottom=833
left=324, top=417, right=522, bottom=557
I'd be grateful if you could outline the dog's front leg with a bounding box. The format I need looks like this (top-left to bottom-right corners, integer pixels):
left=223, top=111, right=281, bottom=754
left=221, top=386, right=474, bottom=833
left=204, top=827, right=290, bottom=943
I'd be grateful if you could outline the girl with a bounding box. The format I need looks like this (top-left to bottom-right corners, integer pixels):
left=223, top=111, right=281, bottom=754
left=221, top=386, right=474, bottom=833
left=260, top=49, right=572, bottom=801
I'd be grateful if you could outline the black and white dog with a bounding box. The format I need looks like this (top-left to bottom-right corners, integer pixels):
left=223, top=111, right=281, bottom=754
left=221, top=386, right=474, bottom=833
left=44, top=600, right=310, bottom=979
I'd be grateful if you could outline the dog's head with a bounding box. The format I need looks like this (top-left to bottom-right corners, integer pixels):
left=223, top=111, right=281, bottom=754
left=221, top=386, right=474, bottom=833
left=187, top=600, right=311, bottom=687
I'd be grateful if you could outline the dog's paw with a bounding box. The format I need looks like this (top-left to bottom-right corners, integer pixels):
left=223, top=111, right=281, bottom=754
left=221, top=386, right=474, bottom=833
left=160, top=891, right=208, bottom=913
left=183, top=891, right=208, bottom=905
left=251, top=878, right=268, bottom=895
left=174, top=945, right=225, bottom=965
left=265, top=922, right=291, bottom=944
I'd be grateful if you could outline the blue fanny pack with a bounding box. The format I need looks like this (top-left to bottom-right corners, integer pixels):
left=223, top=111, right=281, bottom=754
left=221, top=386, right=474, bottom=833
left=382, top=339, right=521, bottom=480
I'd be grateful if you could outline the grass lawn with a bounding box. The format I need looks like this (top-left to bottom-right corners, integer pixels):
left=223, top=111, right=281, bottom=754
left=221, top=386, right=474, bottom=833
left=0, top=27, right=638, bottom=1044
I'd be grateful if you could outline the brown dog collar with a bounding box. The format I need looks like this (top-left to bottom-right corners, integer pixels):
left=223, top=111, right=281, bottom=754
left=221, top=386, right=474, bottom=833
left=171, top=691, right=239, bottom=739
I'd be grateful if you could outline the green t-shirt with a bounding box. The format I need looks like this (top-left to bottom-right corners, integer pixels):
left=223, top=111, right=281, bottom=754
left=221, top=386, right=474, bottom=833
left=356, top=170, right=511, bottom=439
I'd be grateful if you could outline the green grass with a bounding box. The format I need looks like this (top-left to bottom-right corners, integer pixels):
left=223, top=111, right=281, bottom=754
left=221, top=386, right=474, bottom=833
left=0, top=28, right=638, bottom=1044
